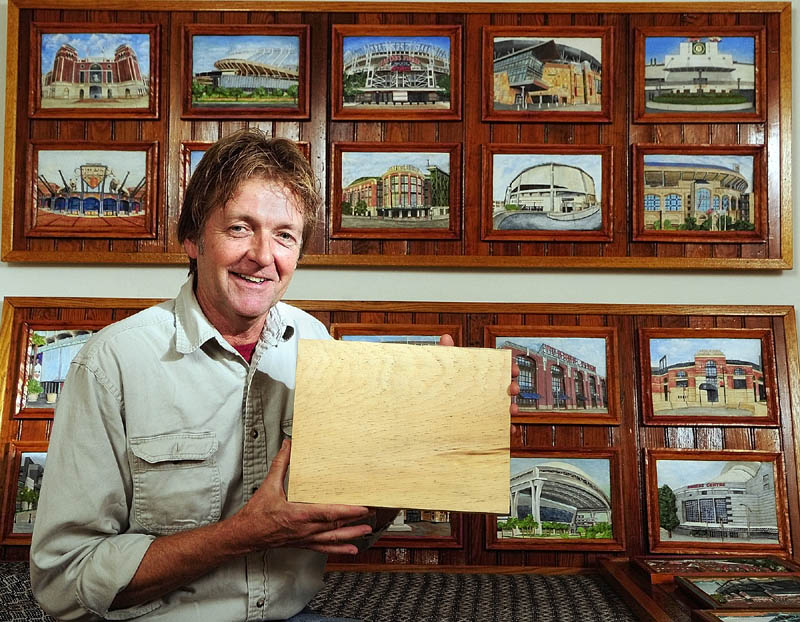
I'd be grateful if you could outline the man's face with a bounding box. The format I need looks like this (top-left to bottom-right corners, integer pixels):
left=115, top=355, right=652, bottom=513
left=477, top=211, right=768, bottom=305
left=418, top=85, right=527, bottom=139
left=183, top=177, right=304, bottom=341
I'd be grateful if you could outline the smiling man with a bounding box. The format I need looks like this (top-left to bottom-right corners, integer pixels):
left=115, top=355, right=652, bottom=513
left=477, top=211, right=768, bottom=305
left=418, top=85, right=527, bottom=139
left=30, top=130, right=377, bottom=621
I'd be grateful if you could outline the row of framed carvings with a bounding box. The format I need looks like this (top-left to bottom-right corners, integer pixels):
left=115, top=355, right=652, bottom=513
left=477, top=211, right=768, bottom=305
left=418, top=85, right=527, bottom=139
left=5, top=317, right=780, bottom=428
left=26, top=22, right=766, bottom=126
left=21, top=140, right=766, bottom=244
left=2, top=2, right=791, bottom=269
left=1, top=298, right=798, bottom=562
left=0, top=439, right=789, bottom=560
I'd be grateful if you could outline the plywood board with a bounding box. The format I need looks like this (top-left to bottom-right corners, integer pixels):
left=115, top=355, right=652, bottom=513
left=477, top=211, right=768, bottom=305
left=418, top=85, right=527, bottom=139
left=288, top=339, right=511, bottom=513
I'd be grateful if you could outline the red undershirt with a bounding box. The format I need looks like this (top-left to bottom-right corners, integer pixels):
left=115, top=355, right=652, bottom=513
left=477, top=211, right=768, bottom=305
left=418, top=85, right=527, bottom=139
left=233, top=342, right=258, bottom=363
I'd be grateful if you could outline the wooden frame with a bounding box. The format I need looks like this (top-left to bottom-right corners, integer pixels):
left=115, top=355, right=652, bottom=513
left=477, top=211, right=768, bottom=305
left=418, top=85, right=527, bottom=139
left=644, top=448, right=790, bottom=555
left=692, top=610, right=800, bottom=622
left=25, top=140, right=159, bottom=239
left=481, top=144, right=613, bottom=242
left=0, top=441, right=48, bottom=545
left=677, top=575, right=800, bottom=610
left=29, top=22, right=159, bottom=119
left=633, top=26, right=766, bottom=124
left=2, top=2, right=791, bottom=269
left=485, top=325, right=619, bottom=425
left=638, top=327, right=779, bottom=427
left=633, top=555, right=800, bottom=585
left=485, top=448, right=624, bottom=551
left=182, top=24, right=310, bottom=120
left=330, top=142, right=462, bottom=240
left=330, top=24, right=462, bottom=122
left=1, top=298, right=798, bottom=573
left=632, top=143, right=766, bottom=244
left=6, top=320, right=106, bottom=419
left=482, top=25, right=613, bottom=123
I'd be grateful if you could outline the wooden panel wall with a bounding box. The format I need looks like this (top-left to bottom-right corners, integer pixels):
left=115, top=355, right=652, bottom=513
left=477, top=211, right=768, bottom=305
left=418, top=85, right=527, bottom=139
left=2, top=2, right=792, bottom=269
left=2, top=299, right=798, bottom=568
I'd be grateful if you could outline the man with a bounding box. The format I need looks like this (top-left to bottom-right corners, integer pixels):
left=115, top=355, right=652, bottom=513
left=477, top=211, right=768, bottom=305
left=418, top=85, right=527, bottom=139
left=31, top=130, right=384, bottom=621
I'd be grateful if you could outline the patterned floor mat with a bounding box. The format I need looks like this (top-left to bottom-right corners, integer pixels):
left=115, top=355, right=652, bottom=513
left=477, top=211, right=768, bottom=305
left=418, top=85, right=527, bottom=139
left=309, top=571, right=639, bottom=622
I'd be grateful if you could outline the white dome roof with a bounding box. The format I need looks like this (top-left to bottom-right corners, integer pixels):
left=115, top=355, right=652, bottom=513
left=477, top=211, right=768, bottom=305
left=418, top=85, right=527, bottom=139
left=508, top=163, right=596, bottom=195
left=709, top=461, right=762, bottom=483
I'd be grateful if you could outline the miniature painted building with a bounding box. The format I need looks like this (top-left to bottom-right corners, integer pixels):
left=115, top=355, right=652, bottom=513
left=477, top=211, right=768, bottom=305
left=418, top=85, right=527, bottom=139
left=492, top=39, right=602, bottom=110
left=28, top=330, right=93, bottom=399
left=42, top=43, right=148, bottom=101
left=642, top=160, right=753, bottom=231
left=341, top=164, right=450, bottom=220
left=36, top=162, right=145, bottom=218
left=15, top=456, right=45, bottom=519
left=193, top=47, right=299, bottom=92
left=644, top=37, right=756, bottom=107
left=342, top=39, right=450, bottom=105
left=508, top=462, right=611, bottom=534
left=500, top=340, right=607, bottom=411
left=501, top=162, right=599, bottom=219
left=650, top=348, right=766, bottom=415
left=671, top=461, right=778, bottom=540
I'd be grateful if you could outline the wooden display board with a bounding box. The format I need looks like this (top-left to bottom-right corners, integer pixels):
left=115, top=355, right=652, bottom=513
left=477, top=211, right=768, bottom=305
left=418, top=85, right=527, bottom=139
left=1, top=1, right=792, bottom=270
left=289, top=339, right=511, bottom=512
left=1, top=298, right=798, bottom=569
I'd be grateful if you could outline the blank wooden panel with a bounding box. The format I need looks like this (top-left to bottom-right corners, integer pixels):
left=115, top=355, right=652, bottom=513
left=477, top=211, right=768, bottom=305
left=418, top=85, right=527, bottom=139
left=289, top=339, right=511, bottom=513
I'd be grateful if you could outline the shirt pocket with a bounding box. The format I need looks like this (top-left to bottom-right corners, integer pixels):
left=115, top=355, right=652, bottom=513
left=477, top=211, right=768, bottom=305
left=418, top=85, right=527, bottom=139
left=129, top=432, right=222, bottom=535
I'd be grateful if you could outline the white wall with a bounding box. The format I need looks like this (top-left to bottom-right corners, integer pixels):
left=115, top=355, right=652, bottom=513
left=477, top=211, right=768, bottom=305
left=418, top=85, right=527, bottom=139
left=0, top=0, right=797, bottom=315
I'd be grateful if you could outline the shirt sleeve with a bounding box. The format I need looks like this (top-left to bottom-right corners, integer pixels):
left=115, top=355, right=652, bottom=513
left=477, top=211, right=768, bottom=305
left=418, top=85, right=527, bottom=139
left=30, top=360, right=159, bottom=621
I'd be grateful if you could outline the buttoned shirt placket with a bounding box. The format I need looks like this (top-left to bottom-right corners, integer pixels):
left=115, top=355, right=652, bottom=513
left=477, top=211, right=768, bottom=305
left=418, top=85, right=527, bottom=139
left=243, top=310, right=287, bottom=620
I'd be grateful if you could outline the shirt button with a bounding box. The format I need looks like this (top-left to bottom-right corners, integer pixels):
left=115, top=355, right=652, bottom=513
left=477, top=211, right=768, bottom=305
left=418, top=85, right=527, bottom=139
left=256, top=598, right=265, bottom=608
left=251, top=428, right=259, bottom=439
left=251, top=486, right=258, bottom=495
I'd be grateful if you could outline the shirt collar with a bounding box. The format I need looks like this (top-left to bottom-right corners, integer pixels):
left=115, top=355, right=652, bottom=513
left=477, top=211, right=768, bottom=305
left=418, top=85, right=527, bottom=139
left=174, top=276, right=295, bottom=355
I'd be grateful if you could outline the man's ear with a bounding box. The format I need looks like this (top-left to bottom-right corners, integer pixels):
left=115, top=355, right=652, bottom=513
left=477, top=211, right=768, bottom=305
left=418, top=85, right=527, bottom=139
left=184, top=237, right=199, bottom=259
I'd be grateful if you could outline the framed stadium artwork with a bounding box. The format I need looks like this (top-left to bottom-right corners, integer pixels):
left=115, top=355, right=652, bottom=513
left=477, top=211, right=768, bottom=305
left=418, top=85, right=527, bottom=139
left=330, top=142, right=462, bottom=240
left=633, top=26, right=766, bottom=124
left=0, top=441, right=48, bottom=546
left=6, top=320, right=104, bottom=419
left=638, top=327, right=779, bottom=427
left=485, top=448, right=625, bottom=551
left=644, top=448, right=790, bottom=556
left=632, top=144, right=766, bottom=243
left=330, top=24, right=462, bottom=121
left=182, top=24, right=310, bottom=119
left=481, top=144, right=613, bottom=243
left=25, top=140, right=158, bottom=239
left=633, top=555, right=800, bottom=585
left=482, top=25, right=614, bottom=123
left=29, top=22, right=160, bottom=119
left=330, top=322, right=464, bottom=548
left=677, top=575, right=800, bottom=610
left=485, top=325, right=620, bottom=425
left=693, top=610, right=800, bottom=622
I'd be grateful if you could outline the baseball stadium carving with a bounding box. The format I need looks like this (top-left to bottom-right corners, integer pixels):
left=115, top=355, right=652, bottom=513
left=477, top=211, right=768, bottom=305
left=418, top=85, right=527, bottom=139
left=342, top=38, right=451, bottom=105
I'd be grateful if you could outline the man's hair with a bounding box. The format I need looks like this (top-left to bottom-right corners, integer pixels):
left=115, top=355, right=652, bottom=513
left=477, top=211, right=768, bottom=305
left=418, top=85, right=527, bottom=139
left=178, top=128, right=320, bottom=274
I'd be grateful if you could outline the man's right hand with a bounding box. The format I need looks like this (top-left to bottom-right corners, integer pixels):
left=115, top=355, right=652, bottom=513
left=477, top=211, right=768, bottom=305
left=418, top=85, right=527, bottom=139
left=230, top=439, right=372, bottom=555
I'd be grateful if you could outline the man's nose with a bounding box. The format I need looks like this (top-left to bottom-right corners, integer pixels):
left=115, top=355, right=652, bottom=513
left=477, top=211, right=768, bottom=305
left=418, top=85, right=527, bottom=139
left=249, top=233, right=274, bottom=265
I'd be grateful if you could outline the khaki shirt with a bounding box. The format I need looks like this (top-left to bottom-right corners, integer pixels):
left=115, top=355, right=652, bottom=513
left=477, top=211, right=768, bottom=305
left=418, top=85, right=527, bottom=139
left=30, top=278, right=332, bottom=621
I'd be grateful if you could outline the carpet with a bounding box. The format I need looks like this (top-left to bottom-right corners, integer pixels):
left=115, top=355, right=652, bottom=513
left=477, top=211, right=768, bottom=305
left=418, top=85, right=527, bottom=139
left=309, top=570, right=639, bottom=622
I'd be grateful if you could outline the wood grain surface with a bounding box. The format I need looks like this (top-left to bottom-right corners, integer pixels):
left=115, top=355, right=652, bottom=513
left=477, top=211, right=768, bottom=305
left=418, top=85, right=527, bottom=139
left=289, top=339, right=511, bottom=512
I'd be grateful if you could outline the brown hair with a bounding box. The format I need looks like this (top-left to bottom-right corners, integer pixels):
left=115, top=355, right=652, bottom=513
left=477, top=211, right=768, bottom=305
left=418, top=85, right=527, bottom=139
left=178, top=128, right=320, bottom=273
